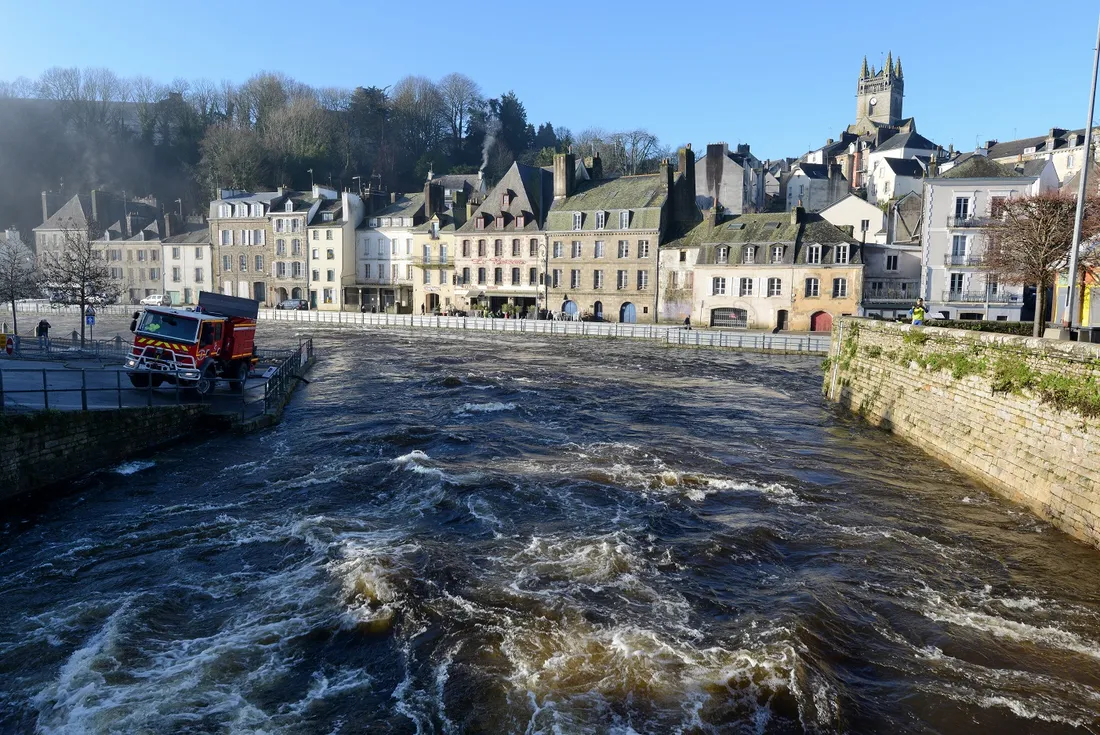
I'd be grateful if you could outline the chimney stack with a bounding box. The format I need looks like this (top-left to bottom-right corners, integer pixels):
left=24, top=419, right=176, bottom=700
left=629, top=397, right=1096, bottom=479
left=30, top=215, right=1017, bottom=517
left=791, top=206, right=804, bottom=226
left=587, top=152, right=603, bottom=180
left=163, top=212, right=173, bottom=238
left=660, top=158, right=673, bottom=195
left=41, top=191, right=50, bottom=225
left=553, top=153, right=577, bottom=199
left=423, top=181, right=443, bottom=220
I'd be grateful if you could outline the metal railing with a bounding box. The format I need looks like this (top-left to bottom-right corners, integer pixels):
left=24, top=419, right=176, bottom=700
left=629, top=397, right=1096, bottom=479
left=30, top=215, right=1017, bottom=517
left=943, top=254, right=984, bottom=266
left=864, top=290, right=918, bottom=303
left=942, top=290, right=1014, bottom=303
left=948, top=215, right=986, bottom=228
left=2, top=335, right=134, bottom=361
left=257, top=309, right=830, bottom=354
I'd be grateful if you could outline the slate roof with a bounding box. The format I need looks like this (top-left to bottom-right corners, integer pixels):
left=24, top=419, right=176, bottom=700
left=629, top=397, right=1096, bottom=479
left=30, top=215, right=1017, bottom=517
left=457, top=162, right=553, bottom=234
left=545, top=174, right=667, bottom=232
left=885, top=158, right=926, bottom=177
left=875, top=131, right=937, bottom=153
left=987, top=128, right=1092, bottom=159
left=310, top=199, right=344, bottom=225
left=795, top=163, right=829, bottom=179
left=36, top=195, right=89, bottom=231
left=891, top=191, right=922, bottom=244
left=431, top=173, right=482, bottom=193
left=163, top=224, right=211, bottom=244
left=939, top=155, right=1046, bottom=179
left=368, top=193, right=424, bottom=220
left=664, top=212, right=861, bottom=266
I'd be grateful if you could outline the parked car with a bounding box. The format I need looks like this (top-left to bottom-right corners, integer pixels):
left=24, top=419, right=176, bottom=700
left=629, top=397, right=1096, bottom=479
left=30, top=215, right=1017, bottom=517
left=276, top=299, right=309, bottom=310
left=140, top=294, right=172, bottom=306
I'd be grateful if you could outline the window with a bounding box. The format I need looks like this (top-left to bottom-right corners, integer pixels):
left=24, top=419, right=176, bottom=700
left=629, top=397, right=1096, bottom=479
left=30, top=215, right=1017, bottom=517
left=275, top=219, right=284, bottom=233
left=136, top=250, right=146, bottom=262
left=950, top=273, right=964, bottom=293
left=807, top=244, right=821, bottom=264
left=365, top=263, right=372, bottom=279
left=1067, top=154, right=1076, bottom=169
left=440, top=244, right=448, bottom=263
left=805, top=278, right=820, bottom=297
left=194, top=267, right=204, bottom=283
left=459, top=240, right=469, bottom=257
left=312, top=230, right=318, bottom=240
left=219, top=204, right=230, bottom=218
left=767, top=277, right=782, bottom=297
left=326, top=230, right=332, bottom=240
left=679, top=250, right=686, bottom=263
left=530, top=239, right=538, bottom=257
left=276, top=239, right=286, bottom=256
left=512, top=267, right=521, bottom=285
left=172, top=266, right=181, bottom=282
left=220, top=230, right=230, bottom=246
left=991, top=196, right=1007, bottom=218
left=291, top=219, right=300, bottom=232
left=593, top=270, right=604, bottom=289
left=742, top=246, right=756, bottom=264
left=616, top=270, right=628, bottom=290
left=391, top=240, right=396, bottom=255
left=406, top=239, right=412, bottom=254
left=638, top=241, right=649, bottom=258
left=494, top=267, right=503, bottom=285
left=551, top=241, right=562, bottom=258
left=669, top=272, right=679, bottom=289
left=460, top=267, right=470, bottom=284
left=312, top=269, right=320, bottom=281
left=323, top=288, right=333, bottom=303
left=276, top=262, right=286, bottom=278
left=512, top=239, right=520, bottom=256
left=988, top=276, right=999, bottom=295
left=712, top=277, right=727, bottom=295
left=292, top=239, right=301, bottom=256
left=327, top=249, right=334, bottom=260
left=423, top=244, right=431, bottom=263
left=150, top=268, right=159, bottom=281
left=326, top=269, right=334, bottom=282
left=478, top=267, right=486, bottom=285
left=832, top=278, right=848, bottom=298
left=594, top=241, right=605, bottom=258
left=312, top=248, right=319, bottom=259
left=886, top=254, right=898, bottom=271
left=717, top=247, right=729, bottom=264
left=529, top=267, right=537, bottom=284
left=619, top=211, right=629, bottom=229
left=860, top=219, right=870, bottom=233
left=222, top=255, right=232, bottom=272
left=835, top=244, right=849, bottom=264
left=636, top=270, right=649, bottom=290
left=475, top=215, right=485, bottom=230
left=494, top=239, right=503, bottom=257
left=552, top=269, right=562, bottom=288
left=255, top=255, right=264, bottom=272
left=293, top=262, right=303, bottom=278
left=618, top=241, right=629, bottom=258
left=951, top=235, right=967, bottom=258
left=171, top=247, right=180, bottom=259
left=596, top=211, right=606, bottom=229
left=195, top=247, right=203, bottom=260
left=323, top=212, right=334, bottom=222
left=954, top=196, right=970, bottom=220
left=571, top=241, right=582, bottom=258
left=570, top=269, right=580, bottom=289
left=478, top=240, right=486, bottom=257
left=424, top=269, right=431, bottom=284
left=771, top=246, right=784, bottom=263
left=405, top=264, right=412, bottom=279
left=739, top=278, right=753, bottom=297
left=572, top=212, right=583, bottom=230
left=239, top=255, right=247, bottom=272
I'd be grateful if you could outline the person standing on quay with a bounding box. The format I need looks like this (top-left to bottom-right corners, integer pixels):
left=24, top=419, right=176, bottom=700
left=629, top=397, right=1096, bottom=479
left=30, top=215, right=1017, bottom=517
left=910, top=299, right=928, bottom=326
left=36, top=318, right=51, bottom=349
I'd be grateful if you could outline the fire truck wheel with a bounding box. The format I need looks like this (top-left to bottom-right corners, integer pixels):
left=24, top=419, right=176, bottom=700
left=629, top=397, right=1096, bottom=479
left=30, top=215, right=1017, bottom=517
left=193, top=366, right=216, bottom=398
left=229, top=361, right=247, bottom=394
left=128, top=373, right=150, bottom=388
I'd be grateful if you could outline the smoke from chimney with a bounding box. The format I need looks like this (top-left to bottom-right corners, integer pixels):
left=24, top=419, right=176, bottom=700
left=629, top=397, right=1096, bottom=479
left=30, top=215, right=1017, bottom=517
left=480, top=114, right=502, bottom=175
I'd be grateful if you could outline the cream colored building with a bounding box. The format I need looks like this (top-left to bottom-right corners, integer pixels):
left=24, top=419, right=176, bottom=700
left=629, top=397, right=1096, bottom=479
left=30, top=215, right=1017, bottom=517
left=988, top=127, right=1097, bottom=184
left=307, top=191, right=363, bottom=311
left=354, top=193, right=422, bottom=312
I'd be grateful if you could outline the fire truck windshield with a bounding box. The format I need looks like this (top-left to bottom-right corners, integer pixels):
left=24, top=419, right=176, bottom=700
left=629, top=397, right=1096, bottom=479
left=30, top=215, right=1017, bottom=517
left=137, top=311, right=199, bottom=342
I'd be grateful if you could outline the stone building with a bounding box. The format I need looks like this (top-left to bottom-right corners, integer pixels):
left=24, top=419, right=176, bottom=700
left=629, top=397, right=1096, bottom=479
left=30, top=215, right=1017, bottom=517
left=860, top=191, right=923, bottom=319
left=162, top=217, right=212, bottom=306
left=669, top=208, right=863, bottom=331
left=920, top=154, right=1059, bottom=321
left=410, top=182, right=466, bottom=314
left=695, top=143, right=766, bottom=215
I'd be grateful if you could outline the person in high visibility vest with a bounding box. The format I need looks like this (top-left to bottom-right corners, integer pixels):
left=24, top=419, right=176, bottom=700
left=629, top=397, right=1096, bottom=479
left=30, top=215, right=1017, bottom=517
left=910, top=299, right=928, bottom=326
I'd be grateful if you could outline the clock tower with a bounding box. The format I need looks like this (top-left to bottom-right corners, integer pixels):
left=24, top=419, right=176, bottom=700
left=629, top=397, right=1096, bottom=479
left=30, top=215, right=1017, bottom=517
left=856, top=52, right=904, bottom=125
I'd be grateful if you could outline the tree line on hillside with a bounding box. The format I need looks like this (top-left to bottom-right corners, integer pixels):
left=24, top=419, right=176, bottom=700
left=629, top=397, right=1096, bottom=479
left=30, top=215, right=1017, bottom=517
left=0, top=68, right=673, bottom=238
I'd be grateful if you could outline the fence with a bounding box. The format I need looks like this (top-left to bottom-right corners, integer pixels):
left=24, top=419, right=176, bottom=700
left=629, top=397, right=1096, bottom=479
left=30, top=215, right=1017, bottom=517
left=0, top=340, right=313, bottom=419
left=259, top=309, right=831, bottom=354
left=2, top=334, right=134, bottom=361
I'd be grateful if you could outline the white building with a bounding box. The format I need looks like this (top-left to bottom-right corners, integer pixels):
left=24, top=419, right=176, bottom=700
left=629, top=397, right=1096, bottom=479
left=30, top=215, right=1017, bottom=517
left=989, top=127, right=1098, bottom=184
left=921, top=155, right=1059, bottom=321
left=162, top=221, right=211, bottom=305
left=785, top=163, right=849, bottom=212
left=860, top=191, right=923, bottom=318
left=864, top=131, right=938, bottom=204
left=820, top=194, right=886, bottom=245
left=307, top=190, right=364, bottom=311
left=354, top=193, right=422, bottom=312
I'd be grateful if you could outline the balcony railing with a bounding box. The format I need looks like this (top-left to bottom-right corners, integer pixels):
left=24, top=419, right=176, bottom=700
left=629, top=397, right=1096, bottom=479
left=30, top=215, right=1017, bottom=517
left=864, top=289, right=917, bottom=303
left=412, top=256, right=450, bottom=268
left=943, top=254, right=984, bottom=266
left=948, top=215, right=986, bottom=228
left=942, top=290, right=1013, bottom=303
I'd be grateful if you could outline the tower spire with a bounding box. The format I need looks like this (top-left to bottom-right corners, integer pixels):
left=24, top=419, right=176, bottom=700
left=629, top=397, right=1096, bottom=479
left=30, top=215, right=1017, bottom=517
left=895, top=56, right=903, bottom=78
left=860, top=55, right=869, bottom=79
left=886, top=51, right=893, bottom=77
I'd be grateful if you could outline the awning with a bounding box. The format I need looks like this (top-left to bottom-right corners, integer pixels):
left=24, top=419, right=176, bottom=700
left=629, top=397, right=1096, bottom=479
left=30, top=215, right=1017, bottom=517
left=457, top=289, right=484, bottom=298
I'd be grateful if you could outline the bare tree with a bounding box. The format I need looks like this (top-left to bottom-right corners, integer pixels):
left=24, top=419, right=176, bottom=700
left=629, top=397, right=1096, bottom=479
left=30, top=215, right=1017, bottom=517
left=129, top=75, right=168, bottom=140
left=390, top=76, right=445, bottom=159
left=983, top=191, right=1100, bottom=336
left=612, top=129, right=661, bottom=175
left=438, top=73, right=482, bottom=150
left=0, top=230, right=38, bottom=338
left=37, top=66, right=128, bottom=131
left=199, top=122, right=268, bottom=193
left=40, top=220, right=117, bottom=346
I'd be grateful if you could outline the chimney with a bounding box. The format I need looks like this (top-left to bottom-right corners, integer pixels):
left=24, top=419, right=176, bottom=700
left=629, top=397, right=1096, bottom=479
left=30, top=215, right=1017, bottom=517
left=589, top=152, right=603, bottom=180
left=391, top=192, right=398, bottom=205
left=423, top=181, right=443, bottom=220
left=737, top=143, right=751, bottom=156
left=91, top=189, right=103, bottom=228
left=709, top=205, right=722, bottom=227
left=41, top=191, right=50, bottom=225
left=453, top=190, right=469, bottom=228
left=928, top=154, right=939, bottom=177
left=553, top=153, right=576, bottom=199
left=791, top=206, right=804, bottom=225
left=660, top=158, right=673, bottom=195
left=163, top=212, right=173, bottom=238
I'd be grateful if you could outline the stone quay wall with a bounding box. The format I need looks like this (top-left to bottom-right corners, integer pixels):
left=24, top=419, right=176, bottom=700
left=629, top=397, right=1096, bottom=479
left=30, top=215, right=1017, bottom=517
left=0, top=406, right=208, bottom=503
left=824, top=318, right=1100, bottom=547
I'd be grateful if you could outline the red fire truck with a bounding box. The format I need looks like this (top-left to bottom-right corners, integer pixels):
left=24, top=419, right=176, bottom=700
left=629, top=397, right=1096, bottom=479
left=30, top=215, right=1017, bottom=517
left=124, top=291, right=259, bottom=397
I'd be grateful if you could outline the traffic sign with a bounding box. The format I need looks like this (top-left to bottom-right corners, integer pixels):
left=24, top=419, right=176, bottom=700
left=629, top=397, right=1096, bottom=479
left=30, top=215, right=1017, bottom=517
left=85, top=315, right=96, bottom=326
left=5, top=336, right=13, bottom=355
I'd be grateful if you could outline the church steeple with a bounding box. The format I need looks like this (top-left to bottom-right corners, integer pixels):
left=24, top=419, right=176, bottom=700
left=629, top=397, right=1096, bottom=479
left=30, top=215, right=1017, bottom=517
left=860, top=56, right=869, bottom=79
left=885, top=51, right=893, bottom=78
left=895, top=56, right=903, bottom=78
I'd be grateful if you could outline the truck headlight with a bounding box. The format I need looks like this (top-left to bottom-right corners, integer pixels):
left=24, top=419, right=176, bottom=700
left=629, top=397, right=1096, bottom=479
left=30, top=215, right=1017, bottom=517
left=125, top=358, right=136, bottom=367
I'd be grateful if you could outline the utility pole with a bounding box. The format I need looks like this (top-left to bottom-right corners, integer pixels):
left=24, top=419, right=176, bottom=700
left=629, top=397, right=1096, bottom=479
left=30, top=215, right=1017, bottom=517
left=1065, top=13, right=1100, bottom=330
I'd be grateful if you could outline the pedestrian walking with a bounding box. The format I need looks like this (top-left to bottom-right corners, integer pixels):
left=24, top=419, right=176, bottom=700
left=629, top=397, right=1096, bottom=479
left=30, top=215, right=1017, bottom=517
left=36, top=318, right=51, bottom=349
left=683, top=316, right=692, bottom=331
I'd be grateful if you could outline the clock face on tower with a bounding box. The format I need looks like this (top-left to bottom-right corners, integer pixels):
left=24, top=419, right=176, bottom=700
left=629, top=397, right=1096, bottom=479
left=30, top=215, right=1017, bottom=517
left=869, top=96, right=878, bottom=107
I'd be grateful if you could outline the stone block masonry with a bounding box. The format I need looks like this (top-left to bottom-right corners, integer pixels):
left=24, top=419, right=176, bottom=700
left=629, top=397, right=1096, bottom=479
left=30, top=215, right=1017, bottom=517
left=824, top=318, right=1100, bottom=547
left=0, top=406, right=208, bottom=503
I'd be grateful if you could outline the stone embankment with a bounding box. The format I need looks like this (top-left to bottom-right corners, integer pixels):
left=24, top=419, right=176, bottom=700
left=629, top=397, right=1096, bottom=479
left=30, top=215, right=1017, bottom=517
left=825, top=318, right=1100, bottom=547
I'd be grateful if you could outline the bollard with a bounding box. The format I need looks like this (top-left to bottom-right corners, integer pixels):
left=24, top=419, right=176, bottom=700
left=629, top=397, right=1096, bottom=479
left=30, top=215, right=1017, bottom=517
left=81, top=369, right=88, bottom=411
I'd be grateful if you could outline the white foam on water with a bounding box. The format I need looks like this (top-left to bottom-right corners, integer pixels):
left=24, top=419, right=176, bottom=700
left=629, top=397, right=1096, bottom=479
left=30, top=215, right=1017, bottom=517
left=111, top=460, right=155, bottom=475
left=456, top=401, right=517, bottom=414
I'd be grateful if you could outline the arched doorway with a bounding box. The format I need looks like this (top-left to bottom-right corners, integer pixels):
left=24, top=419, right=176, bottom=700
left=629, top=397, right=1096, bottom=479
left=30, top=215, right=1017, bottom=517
left=810, top=311, right=833, bottom=332
left=562, top=300, right=579, bottom=318
left=776, top=309, right=789, bottom=331
left=593, top=301, right=603, bottom=320
left=619, top=302, right=637, bottom=323
left=275, top=287, right=289, bottom=303
left=291, top=287, right=302, bottom=299
left=710, top=307, right=748, bottom=328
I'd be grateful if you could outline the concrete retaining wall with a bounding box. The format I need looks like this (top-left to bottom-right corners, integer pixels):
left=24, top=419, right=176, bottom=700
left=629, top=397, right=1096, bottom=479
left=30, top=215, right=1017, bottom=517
left=825, top=318, right=1100, bottom=547
left=0, top=406, right=208, bottom=503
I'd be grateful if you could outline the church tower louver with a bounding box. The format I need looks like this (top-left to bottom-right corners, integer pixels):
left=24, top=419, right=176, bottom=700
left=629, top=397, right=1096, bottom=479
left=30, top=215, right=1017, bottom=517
left=856, top=52, right=904, bottom=125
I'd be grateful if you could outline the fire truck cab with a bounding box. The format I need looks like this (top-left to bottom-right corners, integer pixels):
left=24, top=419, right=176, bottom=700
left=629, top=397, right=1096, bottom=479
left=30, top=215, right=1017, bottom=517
left=124, top=291, right=259, bottom=397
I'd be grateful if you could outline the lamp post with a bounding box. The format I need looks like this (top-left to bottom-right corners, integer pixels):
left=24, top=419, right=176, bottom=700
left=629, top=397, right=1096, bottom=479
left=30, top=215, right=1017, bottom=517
left=307, top=168, right=314, bottom=189
left=1065, top=13, right=1100, bottom=330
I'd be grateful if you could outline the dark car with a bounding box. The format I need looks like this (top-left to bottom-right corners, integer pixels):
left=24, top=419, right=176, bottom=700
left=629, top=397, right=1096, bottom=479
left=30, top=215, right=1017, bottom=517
left=276, top=299, right=309, bottom=310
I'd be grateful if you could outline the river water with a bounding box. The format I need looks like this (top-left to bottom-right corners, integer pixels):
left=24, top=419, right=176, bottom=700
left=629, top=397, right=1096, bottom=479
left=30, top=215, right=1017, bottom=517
left=3, top=327, right=1100, bottom=734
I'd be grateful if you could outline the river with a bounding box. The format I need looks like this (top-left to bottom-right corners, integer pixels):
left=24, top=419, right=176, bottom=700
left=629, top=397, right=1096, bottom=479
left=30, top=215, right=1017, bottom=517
left=2, top=327, right=1100, bottom=734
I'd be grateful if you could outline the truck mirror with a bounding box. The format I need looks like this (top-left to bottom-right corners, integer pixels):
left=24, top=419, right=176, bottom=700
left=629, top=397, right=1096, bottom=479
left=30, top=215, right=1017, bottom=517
left=129, top=319, right=137, bottom=333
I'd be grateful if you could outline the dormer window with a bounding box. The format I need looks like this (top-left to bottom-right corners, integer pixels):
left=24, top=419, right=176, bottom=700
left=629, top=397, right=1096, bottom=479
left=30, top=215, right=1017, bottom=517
left=252, top=204, right=263, bottom=217
left=369, top=218, right=378, bottom=227
left=595, top=211, right=606, bottom=229
left=219, top=204, right=230, bottom=218
left=836, top=244, right=850, bottom=264
left=572, top=212, right=583, bottom=230
left=502, top=191, right=511, bottom=206
left=515, top=213, right=525, bottom=227
left=771, top=245, right=784, bottom=263
left=284, top=201, right=293, bottom=212
left=619, top=211, right=630, bottom=229
left=1023, top=146, right=1036, bottom=155
left=716, top=246, right=729, bottom=264
left=743, top=246, right=756, bottom=264
left=807, top=244, right=821, bottom=264
left=322, top=212, right=334, bottom=222
left=475, top=215, right=485, bottom=230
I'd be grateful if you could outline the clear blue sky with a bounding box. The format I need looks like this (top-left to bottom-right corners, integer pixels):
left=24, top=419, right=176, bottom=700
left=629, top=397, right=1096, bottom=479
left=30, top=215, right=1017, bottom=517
left=2, top=0, right=1098, bottom=161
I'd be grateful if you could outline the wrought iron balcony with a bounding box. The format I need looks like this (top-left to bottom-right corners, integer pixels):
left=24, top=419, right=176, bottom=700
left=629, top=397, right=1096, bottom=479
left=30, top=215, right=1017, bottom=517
left=411, top=256, right=451, bottom=268
left=942, top=290, right=1012, bottom=303
left=943, top=254, right=984, bottom=266
left=864, top=289, right=918, bottom=303
left=948, top=215, right=986, bottom=228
